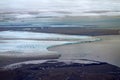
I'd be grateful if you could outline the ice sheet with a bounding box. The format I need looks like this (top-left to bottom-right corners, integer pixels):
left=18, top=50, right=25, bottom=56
left=0, top=31, right=100, bottom=57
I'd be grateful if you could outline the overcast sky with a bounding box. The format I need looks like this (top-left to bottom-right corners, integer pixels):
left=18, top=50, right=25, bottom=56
left=0, top=0, right=120, bottom=11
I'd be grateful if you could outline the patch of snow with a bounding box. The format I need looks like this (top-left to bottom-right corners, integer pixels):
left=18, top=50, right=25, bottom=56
left=4, top=59, right=101, bottom=70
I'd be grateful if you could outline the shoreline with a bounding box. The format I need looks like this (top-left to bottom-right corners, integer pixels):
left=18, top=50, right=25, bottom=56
left=48, top=35, right=120, bottom=67
left=0, top=29, right=120, bottom=80
left=0, top=28, right=120, bottom=67
left=0, top=31, right=99, bottom=67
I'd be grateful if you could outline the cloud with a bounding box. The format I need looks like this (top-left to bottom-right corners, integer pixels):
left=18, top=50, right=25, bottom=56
left=0, top=0, right=120, bottom=11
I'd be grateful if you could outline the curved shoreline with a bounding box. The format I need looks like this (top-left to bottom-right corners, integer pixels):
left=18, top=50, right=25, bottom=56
left=0, top=31, right=100, bottom=57
left=47, top=37, right=101, bottom=50
left=0, top=36, right=100, bottom=58
left=0, top=31, right=100, bottom=67
left=48, top=35, right=120, bottom=67
left=0, top=38, right=100, bottom=67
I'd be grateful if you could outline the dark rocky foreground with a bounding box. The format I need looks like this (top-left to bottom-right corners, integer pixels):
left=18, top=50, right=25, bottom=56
left=0, top=59, right=120, bottom=80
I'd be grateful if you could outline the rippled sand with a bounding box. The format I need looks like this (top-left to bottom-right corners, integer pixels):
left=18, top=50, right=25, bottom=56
left=49, top=35, right=120, bottom=67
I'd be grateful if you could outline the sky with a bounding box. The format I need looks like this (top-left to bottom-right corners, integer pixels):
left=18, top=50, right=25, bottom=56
left=0, top=0, right=120, bottom=28
left=0, top=0, right=120, bottom=11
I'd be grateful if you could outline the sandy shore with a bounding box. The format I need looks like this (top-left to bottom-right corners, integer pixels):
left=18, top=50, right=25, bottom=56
left=48, top=35, right=120, bottom=67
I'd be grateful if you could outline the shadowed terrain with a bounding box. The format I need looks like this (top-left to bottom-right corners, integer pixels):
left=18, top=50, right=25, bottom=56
left=0, top=59, right=120, bottom=80
left=0, top=27, right=120, bottom=36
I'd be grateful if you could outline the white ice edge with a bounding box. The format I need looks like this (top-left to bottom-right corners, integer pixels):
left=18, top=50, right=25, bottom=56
left=0, top=31, right=92, bottom=39
left=0, top=31, right=101, bottom=57
left=4, top=59, right=101, bottom=70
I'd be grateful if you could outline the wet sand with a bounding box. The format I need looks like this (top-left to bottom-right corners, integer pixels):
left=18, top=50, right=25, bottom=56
left=48, top=35, right=120, bottom=67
